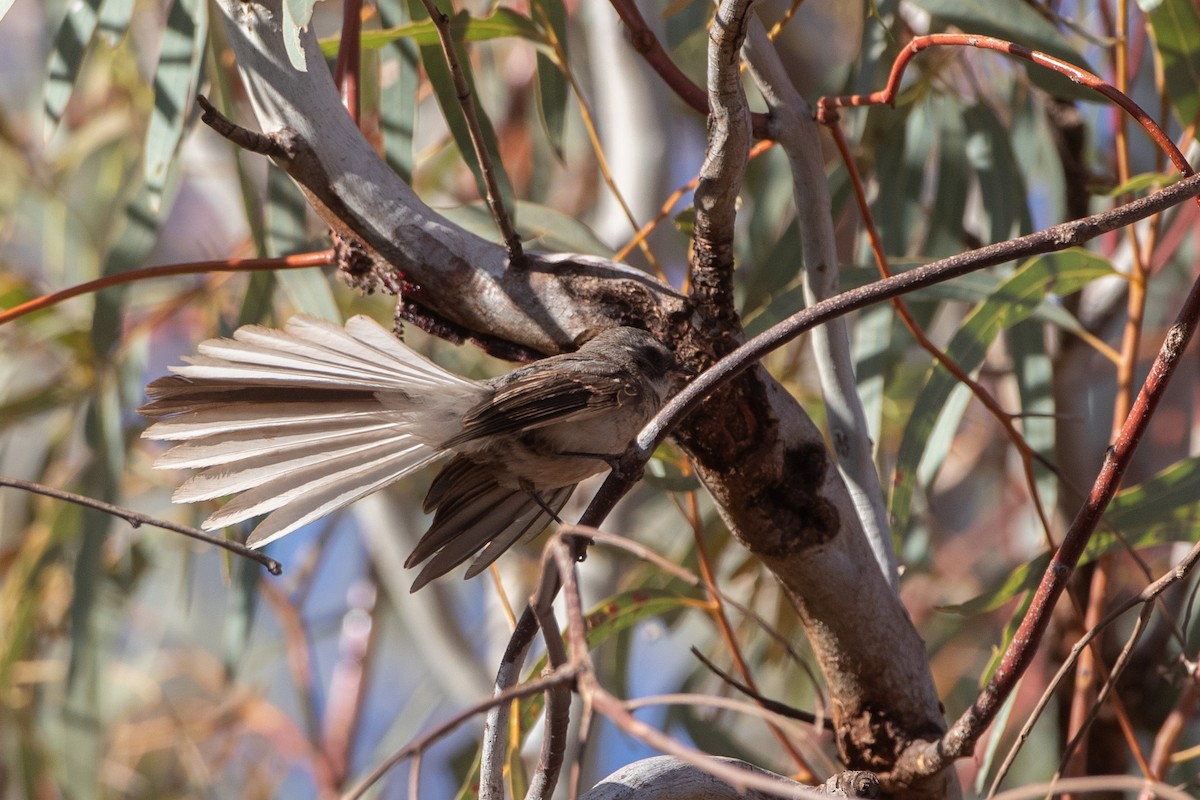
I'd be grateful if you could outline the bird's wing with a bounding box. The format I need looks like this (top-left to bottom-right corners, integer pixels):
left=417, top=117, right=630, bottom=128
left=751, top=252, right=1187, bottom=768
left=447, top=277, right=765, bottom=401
left=405, top=456, right=573, bottom=591
left=446, top=361, right=631, bottom=446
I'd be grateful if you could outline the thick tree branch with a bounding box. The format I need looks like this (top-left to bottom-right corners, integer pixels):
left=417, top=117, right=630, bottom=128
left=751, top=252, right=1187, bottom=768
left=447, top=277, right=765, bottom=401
left=689, top=0, right=754, bottom=332
left=213, top=0, right=683, bottom=353
left=741, top=15, right=897, bottom=593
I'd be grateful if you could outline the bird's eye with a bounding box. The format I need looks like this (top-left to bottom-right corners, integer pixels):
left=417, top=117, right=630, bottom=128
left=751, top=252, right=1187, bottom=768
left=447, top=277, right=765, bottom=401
left=635, top=344, right=676, bottom=379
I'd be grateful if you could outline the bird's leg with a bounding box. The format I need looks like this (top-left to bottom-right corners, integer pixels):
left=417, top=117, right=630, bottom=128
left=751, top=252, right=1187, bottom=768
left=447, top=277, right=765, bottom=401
left=519, top=478, right=564, bottom=523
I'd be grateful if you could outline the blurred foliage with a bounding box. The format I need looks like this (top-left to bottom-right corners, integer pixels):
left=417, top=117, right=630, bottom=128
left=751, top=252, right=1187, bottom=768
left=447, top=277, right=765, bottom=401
left=1, top=0, right=1199, bottom=798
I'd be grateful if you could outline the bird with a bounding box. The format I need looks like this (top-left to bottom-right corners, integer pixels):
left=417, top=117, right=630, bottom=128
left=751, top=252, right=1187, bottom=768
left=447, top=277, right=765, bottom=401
left=139, top=314, right=684, bottom=590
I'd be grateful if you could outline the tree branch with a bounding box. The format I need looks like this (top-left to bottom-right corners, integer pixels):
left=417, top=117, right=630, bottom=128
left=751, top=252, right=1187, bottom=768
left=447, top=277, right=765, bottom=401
left=688, top=0, right=754, bottom=333
left=0, top=476, right=282, bottom=574
left=741, top=14, right=897, bottom=592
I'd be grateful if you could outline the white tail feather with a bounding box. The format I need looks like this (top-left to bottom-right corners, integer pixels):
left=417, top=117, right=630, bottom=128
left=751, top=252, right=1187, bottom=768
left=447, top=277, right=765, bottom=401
left=140, top=315, right=487, bottom=549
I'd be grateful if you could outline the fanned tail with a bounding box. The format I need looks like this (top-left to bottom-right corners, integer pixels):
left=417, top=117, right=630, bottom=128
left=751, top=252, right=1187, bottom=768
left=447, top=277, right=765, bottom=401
left=140, top=315, right=483, bottom=549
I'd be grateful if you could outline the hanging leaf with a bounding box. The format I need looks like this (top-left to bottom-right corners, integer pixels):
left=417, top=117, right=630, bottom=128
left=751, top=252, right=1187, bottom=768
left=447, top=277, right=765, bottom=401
left=43, top=0, right=105, bottom=141
left=143, top=0, right=208, bottom=214
left=266, top=165, right=340, bottom=320
left=531, top=0, right=569, bottom=158
left=405, top=0, right=516, bottom=228
left=377, top=0, right=420, bottom=183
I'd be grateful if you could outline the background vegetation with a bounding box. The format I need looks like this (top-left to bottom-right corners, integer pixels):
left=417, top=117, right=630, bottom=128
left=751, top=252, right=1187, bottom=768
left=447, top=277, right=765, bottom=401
left=1, top=0, right=1199, bottom=797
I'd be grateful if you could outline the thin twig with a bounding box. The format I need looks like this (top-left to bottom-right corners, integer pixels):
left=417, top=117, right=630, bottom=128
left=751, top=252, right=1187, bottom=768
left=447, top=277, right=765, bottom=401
left=480, top=606, right=541, bottom=800
left=526, top=575, right=573, bottom=800
left=0, top=250, right=335, bottom=326
left=416, top=0, right=522, bottom=260
left=605, top=0, right=769, bottom=137
left=542, top=531, right=827, bottom=799
left=690, top=648, right=833, bottom=730
left=1054, top=603, right=1156, bottom=785
left=342, top=661, right=583, bottom=800
left=818, top=33, right=1196, bottom=186
left=197, top=94, right=296, bottom=159
left=0, top=476, right=281, bottom=574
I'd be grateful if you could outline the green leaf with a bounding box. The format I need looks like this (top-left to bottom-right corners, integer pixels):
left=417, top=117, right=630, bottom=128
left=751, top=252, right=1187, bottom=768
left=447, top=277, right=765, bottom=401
left=319, top=8, right=548, bottom=55
left=890, top=250, right=1114, bottom=533
left=266, top=166, right=340, bottom=321
left=282, top=0, right=319, bottom=70
left=1009, top=319, right=1057, bottom=507
left=531, top=0, right=569, bottom=157
left=945, top=456, right=1200, bottom=615
left=378, top=0, right=420, bottom=183
left=520, top=590, right=699, bottom=727
left=43, top=0, right=106, bottom=141
left=454, top=589, right=699, bottom=797
left=1101, top=171, right=1180, bottom=197
left=144, top=0, right=208, bottom=214
left=406, top=0, right=517, bottom=228
left=93, top=179, right=178, bottom=355
left=963, top=103, right=1032, bottom=242
left=1140, top=0, right=1200, bottom=128
left=909, top=0, right=1098, bottom=101
left=926, top=96, right=970, bottom=258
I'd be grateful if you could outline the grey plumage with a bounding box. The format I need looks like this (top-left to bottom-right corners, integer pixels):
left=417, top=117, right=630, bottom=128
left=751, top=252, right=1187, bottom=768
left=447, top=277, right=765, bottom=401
left=140, top=315, right=682, bottom=590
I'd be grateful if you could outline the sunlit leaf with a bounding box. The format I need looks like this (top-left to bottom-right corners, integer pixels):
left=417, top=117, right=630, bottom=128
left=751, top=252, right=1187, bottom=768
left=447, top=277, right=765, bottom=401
left=1101, top=171, right=1180, bottom=197
left=144, top=0, right=207, bottom=214
left=531, top=0, right=569, bottom=158
left=43, top=0, right=105, bottom=141
left=282, top=0, right=319, bottom=70
left=319, top=8, right=547, bottom=55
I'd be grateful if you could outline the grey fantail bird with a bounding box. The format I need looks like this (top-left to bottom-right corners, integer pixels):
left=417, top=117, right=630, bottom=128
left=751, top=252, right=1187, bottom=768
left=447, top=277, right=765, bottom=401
left=139, top=315, right=684, bottom=590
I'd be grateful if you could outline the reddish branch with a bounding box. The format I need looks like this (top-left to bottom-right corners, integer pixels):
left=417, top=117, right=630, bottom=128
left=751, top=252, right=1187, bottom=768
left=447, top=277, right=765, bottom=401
left=0, top=250, right=335, bottom=327
left=818, top=33, right=1196, bottom=187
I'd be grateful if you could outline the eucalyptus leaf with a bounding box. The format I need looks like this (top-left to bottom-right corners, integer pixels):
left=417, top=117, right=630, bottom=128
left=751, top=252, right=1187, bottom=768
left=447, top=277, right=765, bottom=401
left=1139, top=0, right=1200, bottom=128
left=144, top=0, right=208, bottom=214
left=891, top=250, right=1114, bottom=533
left=945, top=456, right=1200, bottom=615
left=319, top=8, right=548, bottom=54
left=43, top=0, right=105, bottom=141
